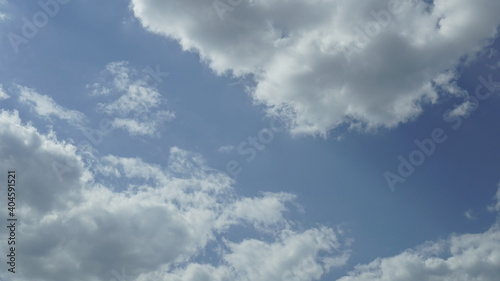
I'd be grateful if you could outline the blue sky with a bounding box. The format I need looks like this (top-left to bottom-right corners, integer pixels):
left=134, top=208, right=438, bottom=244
left=0, top=0, right=500, bottom=280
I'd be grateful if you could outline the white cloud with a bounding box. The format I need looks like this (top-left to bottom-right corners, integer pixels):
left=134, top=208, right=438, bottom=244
left=335, top=185, right=500, bottom=281
left=222, top=192, right=296, bottom=230
left=0, top=84, right=9, bottom=100
left=137, top=227, right=349, bottom=281
left=0, top=0, right=6, bottom=20
left=16, top=85, right=86, bottom=125
left=489, top=184, right=500, bottom=213
left=3, top=102, right=500, bottom=281
left=464, top=209, right=476, bottom=221
left=223, top=227, right=348, bottom=281
left=90, top=61, right=175, bottom=136
left=131, top=0, right=500, bottom=136
left=447, top=100, right=475, bottom=118
left=0, top=110, right=89, bottom=215
left=99, top=81, right=162, bottom=115
left=111, top=111, right=175, bottom=137
left=336, top=226, right=500, bottom=281
left=0, top=109, right=347, bottom=281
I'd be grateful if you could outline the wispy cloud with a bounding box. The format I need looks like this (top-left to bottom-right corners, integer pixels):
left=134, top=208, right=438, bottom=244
left=0, top=84, right=9, bottom=100
left=0, top=0, right=6, bottom=20
left=464, top=209, right=477, bottom=221
left=16, top=85, right=86, bottom=126
left=90, top=61, right=175, bottom=137
left=111, top=111, right=175, bottom=137
left=447, top=100, right=475, bottom=118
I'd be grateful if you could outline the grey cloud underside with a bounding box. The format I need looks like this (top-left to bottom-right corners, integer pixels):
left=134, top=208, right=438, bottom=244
left=0, top=110, right=347, bottom=281
left=2, top=0, right=500, bottom=280
left=3, top=83, right=500, bottom=281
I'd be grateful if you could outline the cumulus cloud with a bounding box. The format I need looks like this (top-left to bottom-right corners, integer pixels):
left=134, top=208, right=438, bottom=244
left=336, top=227, right=500, bottom=281
left=16, top=85, right=86, bottom=125
left=335, top=185, right=500, bottom=281
left=0, top=109, right=347, bottom=281
left=130, top=0, right=500, bottom=135
left=3, top=105, right=500, bottom=281
left=89, top=61, right=175, bottom=137
left=141, top=227, right=349, bottom=281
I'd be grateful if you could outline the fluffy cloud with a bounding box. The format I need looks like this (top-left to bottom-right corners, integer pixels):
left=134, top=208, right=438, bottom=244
left=141, top=227, right=349, bottom=281
left=336, top=226, right=500, bottom=281
left=3, top=102, right=500, bottom=281
left=0, top=109, right=347, bottom=281
left=130, top=0, right=500, bottom=135
left=89, top=61, right=175, bottom=137
left=335, top=186, right=500, bottom=281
